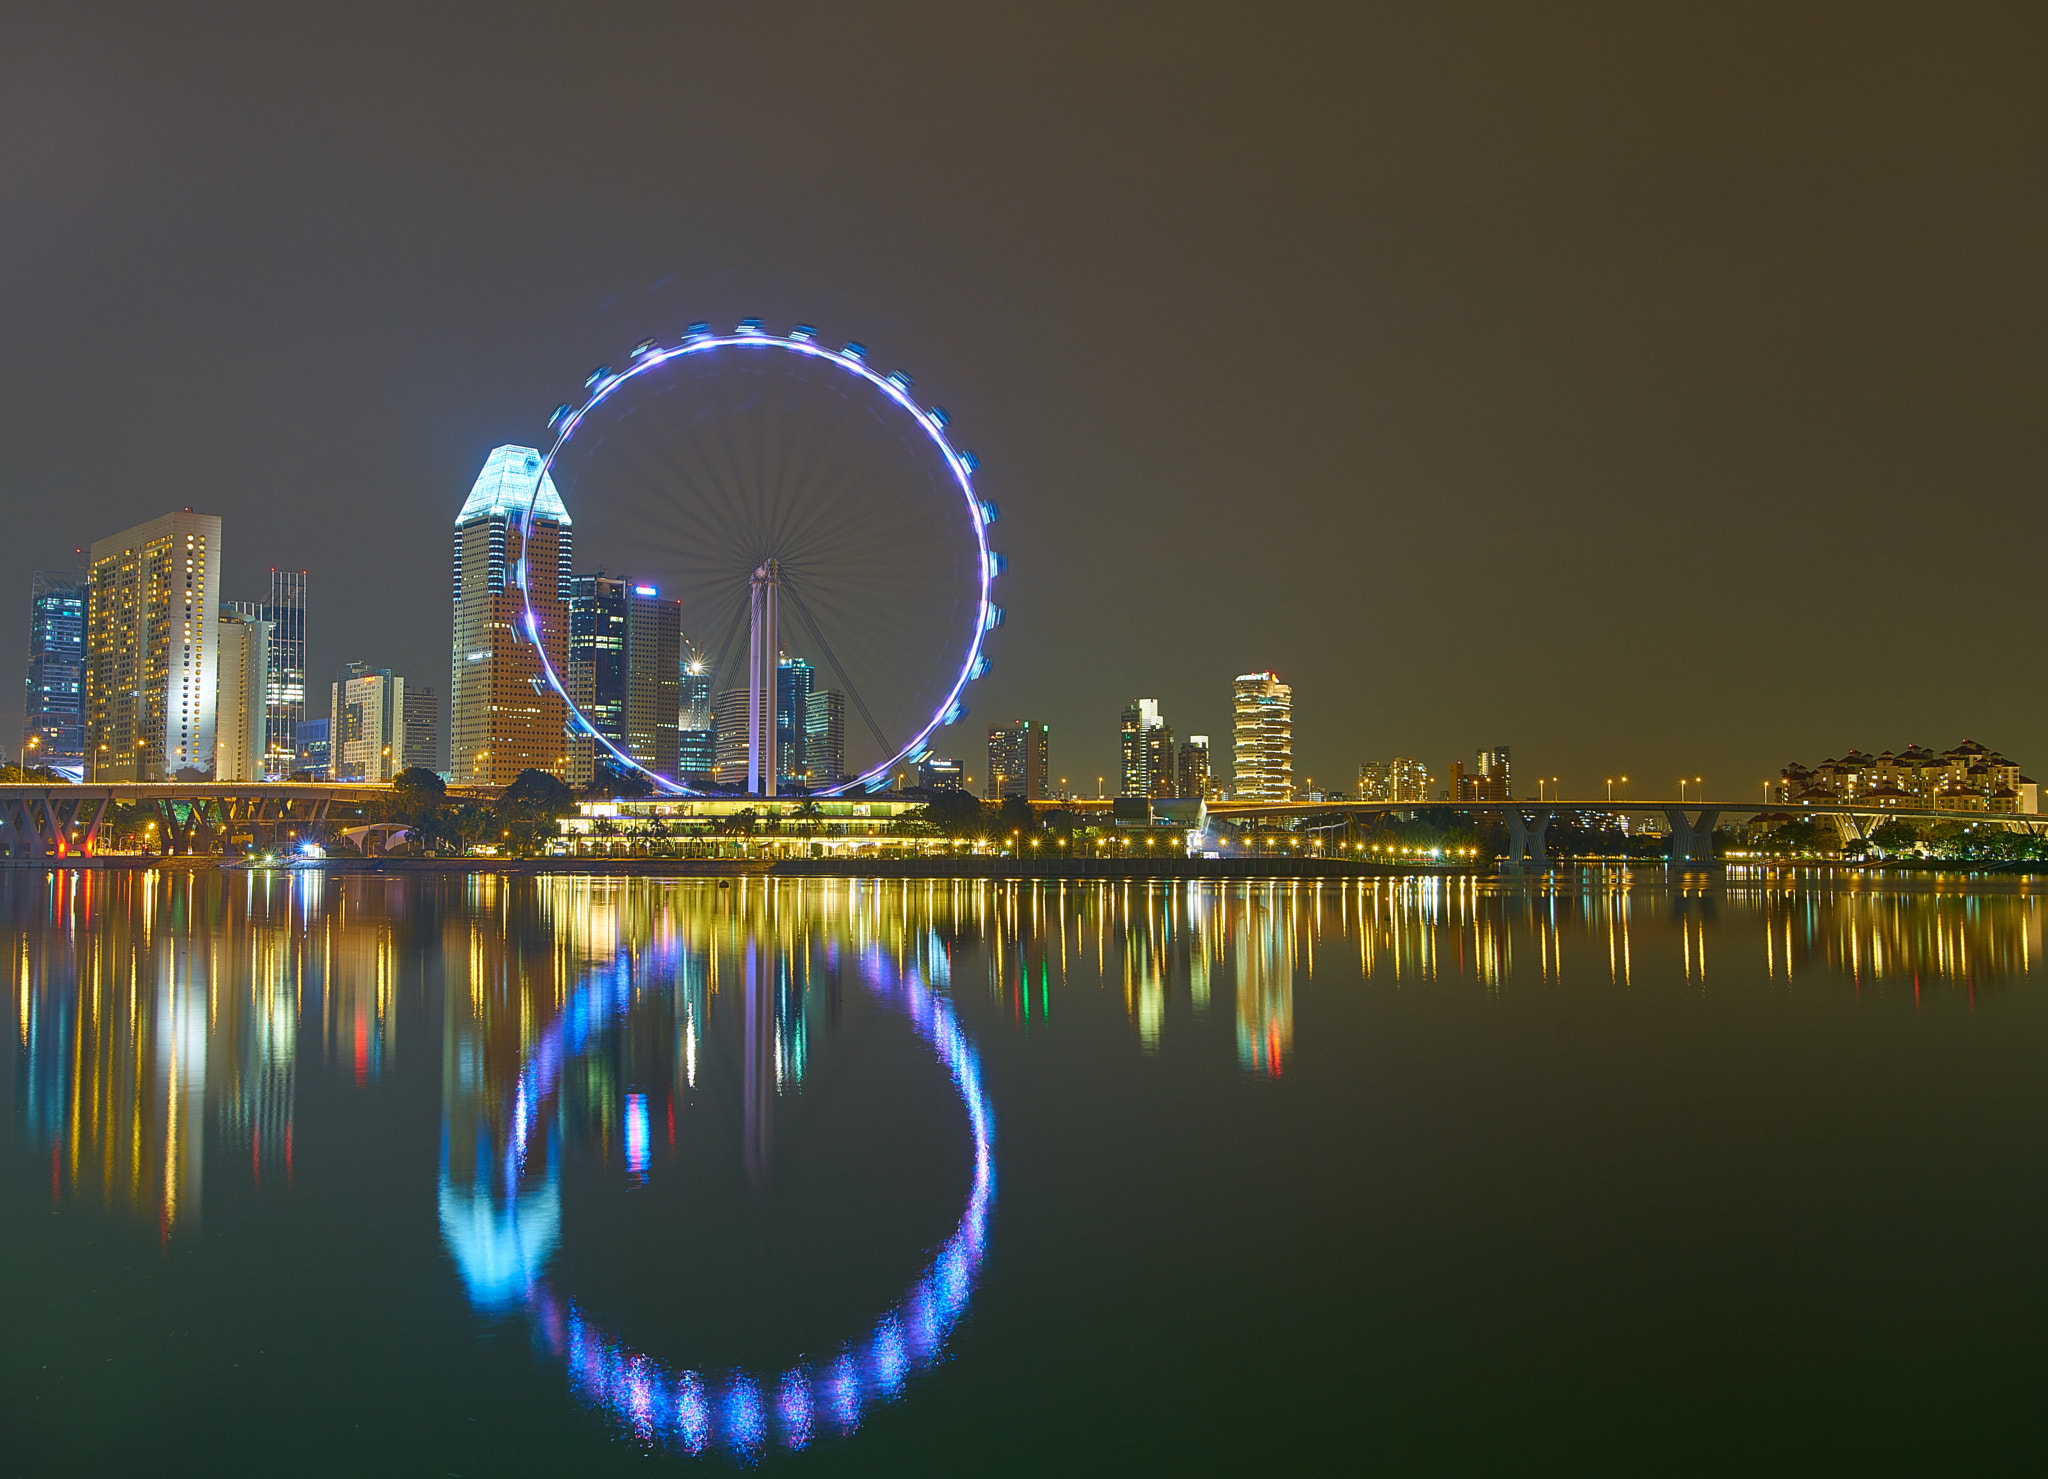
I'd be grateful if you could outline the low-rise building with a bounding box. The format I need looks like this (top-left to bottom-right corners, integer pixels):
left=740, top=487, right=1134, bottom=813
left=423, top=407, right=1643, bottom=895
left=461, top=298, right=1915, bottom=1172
left=1775, top=740, right=2035, bottom=814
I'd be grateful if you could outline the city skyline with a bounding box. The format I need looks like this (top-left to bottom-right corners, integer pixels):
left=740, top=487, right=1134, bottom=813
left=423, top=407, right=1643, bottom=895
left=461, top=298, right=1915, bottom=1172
left=6, top=9, right=2041, bottom=797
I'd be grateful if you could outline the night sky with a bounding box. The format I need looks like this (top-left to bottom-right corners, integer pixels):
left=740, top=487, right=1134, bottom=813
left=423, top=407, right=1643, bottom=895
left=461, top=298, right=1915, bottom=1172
left=4, top=4, right=2042, bottom=798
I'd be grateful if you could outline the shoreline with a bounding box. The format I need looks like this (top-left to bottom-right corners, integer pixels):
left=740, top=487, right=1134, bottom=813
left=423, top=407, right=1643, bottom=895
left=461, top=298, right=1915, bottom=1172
left=10, top=856, right=2048, bottom=880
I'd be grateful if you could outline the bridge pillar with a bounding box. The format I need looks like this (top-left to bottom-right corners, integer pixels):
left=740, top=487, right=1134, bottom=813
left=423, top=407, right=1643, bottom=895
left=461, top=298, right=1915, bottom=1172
left=75, top=797, right=108, bottom=857
left=1664, top=808, right=1722, bottom=869
left=1501, top=808, right=1555, bottom=869
left=1, top=796, right=45, bottom=861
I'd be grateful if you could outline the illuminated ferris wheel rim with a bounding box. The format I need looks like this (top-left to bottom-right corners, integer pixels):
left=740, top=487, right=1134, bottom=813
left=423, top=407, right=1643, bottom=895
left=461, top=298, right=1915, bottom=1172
left=516, top=322, right=1001, bottom=797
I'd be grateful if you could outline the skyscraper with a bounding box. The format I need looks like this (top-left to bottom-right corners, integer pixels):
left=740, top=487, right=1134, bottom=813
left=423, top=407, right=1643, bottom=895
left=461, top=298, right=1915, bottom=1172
left=1476, top=745, right=1511, bottom=799
left=711, top=687, right=752, bottom=789
left=406, top=686, right=440, bottom=774
left=1231, top=672, right=1293, bottom=803
left=1178, top=735, right=1213, bottom=800
left=804, top=687, right=845, bottom=788
left=776, top=657, right=814, bottom=788
left=228, top=568, right=306, bottom=778
left=624, top=585, right=681, bottom=779
left=987, top=720, right=1050, bottom=800
left=450, top=447, right=570, bottom=787
left=22, top=572, right=86, bottom=779
left=1119, top=699, right=1175, bottom=798
left=564, top=576, right=679, bottom=783
left=330, top=662, right=406, bottom=781
left=215, top=609, right=271, bottom=782
left=678, top=654, right=714, bottom=782
left=86, top=510, right=222, bottom=781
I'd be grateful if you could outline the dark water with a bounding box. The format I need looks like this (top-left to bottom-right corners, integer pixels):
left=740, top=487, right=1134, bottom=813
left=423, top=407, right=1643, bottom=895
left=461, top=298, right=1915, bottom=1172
left=4, top=868, right=2046, bottom=1474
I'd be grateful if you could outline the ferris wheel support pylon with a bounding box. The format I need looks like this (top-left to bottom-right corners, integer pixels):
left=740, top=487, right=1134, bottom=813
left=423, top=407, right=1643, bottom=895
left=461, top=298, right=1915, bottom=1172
left=747, top=559, right=780, bottom=798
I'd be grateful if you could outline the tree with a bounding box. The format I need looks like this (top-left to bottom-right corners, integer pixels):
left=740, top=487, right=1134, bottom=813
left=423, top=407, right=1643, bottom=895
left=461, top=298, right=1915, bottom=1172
left=495, top=769, right=577, bottom=854
left=382, top=767, right=451, bottom=853
left=997, top=796, right=1037, bottom=840
left=918, top=788, right=988, bottom=839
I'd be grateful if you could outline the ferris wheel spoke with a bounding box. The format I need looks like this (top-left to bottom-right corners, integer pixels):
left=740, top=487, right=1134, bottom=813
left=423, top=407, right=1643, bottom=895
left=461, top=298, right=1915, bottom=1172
left=780, top=577, right=890, bottom=757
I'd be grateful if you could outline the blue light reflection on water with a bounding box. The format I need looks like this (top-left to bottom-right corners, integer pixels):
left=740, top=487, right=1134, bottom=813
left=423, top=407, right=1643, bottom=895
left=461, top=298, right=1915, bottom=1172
left=441, top=934, right=995, bottom=1460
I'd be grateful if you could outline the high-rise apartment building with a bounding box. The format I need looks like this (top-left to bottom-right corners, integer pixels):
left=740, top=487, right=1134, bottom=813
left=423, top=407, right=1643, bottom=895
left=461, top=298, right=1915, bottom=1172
left=1476, top=745, right=1511, bottom=798
left=406, top=686, right=439, bottom=774
left=566, top=575, right=681, bottom=784
left=86, top=511, right=222, bottom=781
left=1178, top=735, right=1213, bottom=800
left=23, top=572, right=87, bottom=778
left=1119, top=699, right=1176, bottom=798
left=450, top=446, right=570, bottom=788
left=228, top=569, right=307, bottom=778
left=987, top=720, right=1050, bottom=800
left=1357, top=761, right=1391, bottom=801
left=1231, top=672, right=1293, bottom=803
left=215, top=610, right=271, bottom=782
left=330, top=663, right=406, bottom=781
left=1388, top=757, right=1431, bottom=803
left=1450, top=747, right=1510, bottom=802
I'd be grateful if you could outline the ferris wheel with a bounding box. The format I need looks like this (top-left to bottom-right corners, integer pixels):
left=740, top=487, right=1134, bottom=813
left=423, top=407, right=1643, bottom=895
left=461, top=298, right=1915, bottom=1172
left=519, top=320, right=1004, bottom=796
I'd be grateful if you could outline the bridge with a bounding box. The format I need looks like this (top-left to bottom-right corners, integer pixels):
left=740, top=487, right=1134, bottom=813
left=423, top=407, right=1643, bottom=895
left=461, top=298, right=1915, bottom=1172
left=1207, top=798, right=2048, bottom=867
left=0, top=782, right=489, bottom=861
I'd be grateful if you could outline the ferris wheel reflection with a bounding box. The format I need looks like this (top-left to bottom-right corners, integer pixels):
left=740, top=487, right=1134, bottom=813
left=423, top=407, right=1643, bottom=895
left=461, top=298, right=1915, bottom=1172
left=436, top=900, right=994, bottom=1459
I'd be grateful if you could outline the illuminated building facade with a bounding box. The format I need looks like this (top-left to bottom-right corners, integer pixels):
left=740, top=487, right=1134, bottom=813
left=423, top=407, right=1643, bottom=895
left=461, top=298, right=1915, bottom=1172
left=1388, top=756, right=1431, bottom=803
left=777, top=657, right=814, bottom=787
left=1450, top=747, right=1510, bottom=803
left=712, top=687, right=752, bottom=789
left=23, top=571, right=87, bottom=778
left=330, top=662, right=406, bottom=781
left=215, top=609, right=271, bottom=782
left=227, top=568, right=307, bottom=778
left=804, top=685, right=845, bottom=787
left=86, top=510, right=222, bottom=781
left=1119, top=699, right=1175, bottom=798
left=295, top=717, right=329, bottom=779
left=405, top=685, right=439, bottom=774
left=1178, top=735, right=1213, bottom=800
left=567, top=575, right=681, bottom=784
left=987, top=719, right=1050, bottom=801
left=1230, top=672, right=1292, bottom=803
left=450, top=446, right=570, bottom=787
left=1774, top=740, right=2038, bottom=814
left=918, top=754, right=964, bottom=790
left=678, top=657, right=714, bottom=782
left=1357, top=760, right=1390, bottom=801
